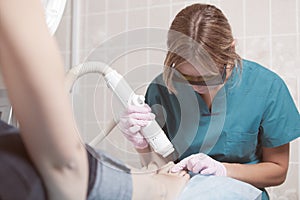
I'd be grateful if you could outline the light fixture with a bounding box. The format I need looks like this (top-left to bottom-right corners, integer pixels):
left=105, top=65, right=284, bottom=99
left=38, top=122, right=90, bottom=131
left=41, top=0, right=67, bottom=35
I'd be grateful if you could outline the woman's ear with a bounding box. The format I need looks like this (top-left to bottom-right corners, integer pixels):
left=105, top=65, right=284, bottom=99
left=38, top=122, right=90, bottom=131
left=229, top=40, right=236, bottom=52
left=231, top=40, right=236, bottom=48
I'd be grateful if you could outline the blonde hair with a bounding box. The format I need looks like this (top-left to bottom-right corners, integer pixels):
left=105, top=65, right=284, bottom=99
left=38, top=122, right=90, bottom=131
left=163, top=3, right=242, bottom=94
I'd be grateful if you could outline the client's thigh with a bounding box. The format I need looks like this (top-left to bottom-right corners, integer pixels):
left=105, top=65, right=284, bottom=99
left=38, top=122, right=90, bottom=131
left=178, top=175, right=262, bottom=200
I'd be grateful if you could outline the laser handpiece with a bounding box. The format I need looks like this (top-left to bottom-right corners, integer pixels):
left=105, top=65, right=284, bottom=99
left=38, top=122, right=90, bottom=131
left=104, top=70, right=175, bottom=158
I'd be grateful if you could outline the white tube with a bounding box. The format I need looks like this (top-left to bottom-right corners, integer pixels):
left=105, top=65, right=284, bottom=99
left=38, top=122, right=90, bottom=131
left=89, top=120, right=117, bottom=146
left=65, top=61, right=112, bottom=92
left=66, top=62, right=175, bottom=157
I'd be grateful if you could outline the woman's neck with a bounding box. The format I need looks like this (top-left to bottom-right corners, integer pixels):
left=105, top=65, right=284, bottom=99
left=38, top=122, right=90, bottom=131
left=200, top=67, right=232, bottom=110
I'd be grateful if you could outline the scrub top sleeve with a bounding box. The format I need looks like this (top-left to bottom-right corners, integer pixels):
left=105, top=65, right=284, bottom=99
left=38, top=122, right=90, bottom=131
left=261, top=77, right=300, bottom=147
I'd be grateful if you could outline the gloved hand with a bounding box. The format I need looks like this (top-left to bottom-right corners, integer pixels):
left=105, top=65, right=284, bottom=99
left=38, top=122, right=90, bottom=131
left=171, top=153, right=227, bottom=176
left=119, top=104, right=155, bottom=149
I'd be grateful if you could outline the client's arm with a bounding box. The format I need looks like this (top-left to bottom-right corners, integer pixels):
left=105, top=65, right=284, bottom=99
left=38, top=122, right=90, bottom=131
left=0, top=0, right=88, bottom=199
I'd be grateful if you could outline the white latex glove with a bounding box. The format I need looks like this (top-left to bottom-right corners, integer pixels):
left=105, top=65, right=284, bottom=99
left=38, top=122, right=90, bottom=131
left=119, top=104, right=155, bottom=149
left=171, top=153, right=227, bottom=176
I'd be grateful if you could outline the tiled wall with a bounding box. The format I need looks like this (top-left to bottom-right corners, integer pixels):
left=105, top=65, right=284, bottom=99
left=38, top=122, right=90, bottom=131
left=55, top=0, right=300, bottom=199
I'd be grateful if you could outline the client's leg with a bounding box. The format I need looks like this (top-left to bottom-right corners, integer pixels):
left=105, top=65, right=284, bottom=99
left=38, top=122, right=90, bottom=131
left=87, top=146, right=189, bottom=200
left=131, top=161, right=190, bottom=200
left=132, top=172, right=189, bottom=200
left=178, top=175, right=262, bottom=200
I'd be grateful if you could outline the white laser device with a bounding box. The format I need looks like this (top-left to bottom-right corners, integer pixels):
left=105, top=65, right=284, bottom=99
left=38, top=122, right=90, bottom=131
left=66, top=62, right=175, bottom=158
left=104, top=70, right=175, bottom=158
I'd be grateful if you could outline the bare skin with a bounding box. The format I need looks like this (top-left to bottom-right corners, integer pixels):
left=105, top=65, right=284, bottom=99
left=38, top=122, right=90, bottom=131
left=136, top=147, right=174, bottom=167
left=131, top=162, right=190, bottom=200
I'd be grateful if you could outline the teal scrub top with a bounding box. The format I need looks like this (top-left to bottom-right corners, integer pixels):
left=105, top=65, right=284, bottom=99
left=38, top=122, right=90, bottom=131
left=145, top=59, right=300, bottom=164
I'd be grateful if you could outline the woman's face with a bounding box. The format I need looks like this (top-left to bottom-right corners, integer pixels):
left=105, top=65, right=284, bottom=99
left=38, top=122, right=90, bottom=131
left=175, top=62, right=221, bottom=94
